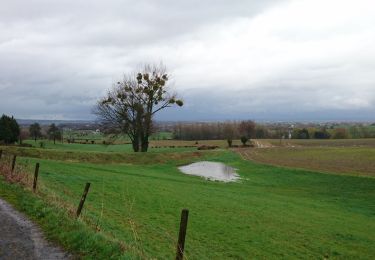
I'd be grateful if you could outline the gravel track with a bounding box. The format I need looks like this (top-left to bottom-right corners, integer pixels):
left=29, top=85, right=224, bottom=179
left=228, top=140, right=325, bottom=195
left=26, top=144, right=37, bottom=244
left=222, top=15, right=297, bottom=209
left=0, top=198, right=70, bottom=260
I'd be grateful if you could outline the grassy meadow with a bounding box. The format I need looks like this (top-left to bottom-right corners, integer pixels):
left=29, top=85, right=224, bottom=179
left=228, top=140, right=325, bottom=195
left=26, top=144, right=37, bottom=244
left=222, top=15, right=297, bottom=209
left=0, top=139, right=374, bottom=259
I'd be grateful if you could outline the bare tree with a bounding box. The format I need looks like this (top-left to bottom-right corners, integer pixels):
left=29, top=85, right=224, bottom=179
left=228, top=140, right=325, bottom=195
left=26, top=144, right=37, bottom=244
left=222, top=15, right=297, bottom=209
left=223, top=122, right=236, bottom=147
left=239, top=120, right=256, bottom=139
left=19, top=128, right=30, bottom=144
left=94, top=64, right=183, bottom=152
left=29, top=123, right=42, bottom=142
left=47, top=123, right=62, bottom=144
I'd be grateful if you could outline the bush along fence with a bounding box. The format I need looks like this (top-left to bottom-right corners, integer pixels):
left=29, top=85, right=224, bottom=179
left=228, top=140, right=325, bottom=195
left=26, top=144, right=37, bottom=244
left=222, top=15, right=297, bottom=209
left=0, top=149, right=190, bottom=259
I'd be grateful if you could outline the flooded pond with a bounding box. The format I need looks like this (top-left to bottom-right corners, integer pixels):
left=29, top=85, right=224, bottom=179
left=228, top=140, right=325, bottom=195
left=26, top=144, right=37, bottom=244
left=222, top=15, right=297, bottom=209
left=178, top=161, right=239, bottom=182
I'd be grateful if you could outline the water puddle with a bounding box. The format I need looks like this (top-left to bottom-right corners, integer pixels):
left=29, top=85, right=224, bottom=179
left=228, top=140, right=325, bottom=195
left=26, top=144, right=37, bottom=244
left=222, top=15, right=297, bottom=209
left=178, top=161, right=239, bottom=182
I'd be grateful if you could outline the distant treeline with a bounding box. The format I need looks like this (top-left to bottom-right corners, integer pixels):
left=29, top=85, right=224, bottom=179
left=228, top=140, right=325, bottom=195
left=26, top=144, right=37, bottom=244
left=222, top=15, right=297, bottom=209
left=172, top=121, right=375, bottom=140
left=173, top=121, right=276, bottom=140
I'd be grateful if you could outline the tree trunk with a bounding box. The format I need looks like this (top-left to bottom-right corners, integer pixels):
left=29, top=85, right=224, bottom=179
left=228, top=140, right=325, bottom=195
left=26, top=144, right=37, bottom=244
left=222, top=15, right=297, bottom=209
left=132, top=140, right=139, bottom=152
left=141, top=137, right=149, bottom=152
left=131, top=133, right=141, bottom=152
left=140, top=113, right=151, bottom=152
left=54, top=138, right=56, bottom=144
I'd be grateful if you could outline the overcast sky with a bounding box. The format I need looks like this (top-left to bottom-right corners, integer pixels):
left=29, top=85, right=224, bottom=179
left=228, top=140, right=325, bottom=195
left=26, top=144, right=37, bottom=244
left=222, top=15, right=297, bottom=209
left=0, top=0, right=374, bottom=121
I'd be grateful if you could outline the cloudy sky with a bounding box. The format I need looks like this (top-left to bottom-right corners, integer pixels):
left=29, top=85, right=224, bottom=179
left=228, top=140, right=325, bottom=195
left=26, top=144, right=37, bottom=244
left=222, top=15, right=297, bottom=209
left=0, top=0, right=374, bottom=121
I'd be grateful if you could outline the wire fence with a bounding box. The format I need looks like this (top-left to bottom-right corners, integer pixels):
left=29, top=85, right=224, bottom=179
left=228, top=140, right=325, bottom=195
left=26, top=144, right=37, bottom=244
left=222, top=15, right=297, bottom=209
left=0, top=149, right=193, bottom=259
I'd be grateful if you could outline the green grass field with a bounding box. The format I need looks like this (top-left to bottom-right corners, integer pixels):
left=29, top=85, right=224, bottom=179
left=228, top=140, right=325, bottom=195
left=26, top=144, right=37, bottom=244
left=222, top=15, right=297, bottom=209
left=0, top=143, right=374, bottom=259
left=25, top=140, right=135, bottom=152
left=22, top=139, right=198, bottom=153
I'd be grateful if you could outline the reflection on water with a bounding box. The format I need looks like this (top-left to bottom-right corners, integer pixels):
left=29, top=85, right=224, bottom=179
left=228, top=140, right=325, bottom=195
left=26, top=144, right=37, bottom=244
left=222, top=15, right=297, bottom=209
left=178, top=161, right=239, bottom=182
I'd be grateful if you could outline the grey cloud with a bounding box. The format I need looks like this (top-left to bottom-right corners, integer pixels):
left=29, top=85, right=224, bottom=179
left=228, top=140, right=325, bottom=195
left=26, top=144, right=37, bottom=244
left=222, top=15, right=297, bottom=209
left=0, top=0, right=374, bottom=121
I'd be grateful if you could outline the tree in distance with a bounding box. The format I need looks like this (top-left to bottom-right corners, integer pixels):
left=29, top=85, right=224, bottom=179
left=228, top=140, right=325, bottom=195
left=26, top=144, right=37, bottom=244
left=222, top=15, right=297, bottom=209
left=29, top=123, right=42, bottom=142
left=95, top=64, right=183, bottom=152
left=239, top=120, right=256, bottom=139
left=295, top=128, right=310, bottom=139
left=240, top=136, right=249, bottom=146
left=223, top=122, right=236, bottom=147
left=239, top=120, right=255, bottom=146
left=19, top=128, right=30, bottom=144
left=314, top=128, right=331, bottom=139
left=333, top=128, right=348, bottom=139
left=47, top=123, right=62, bottom=144
left=0, top=114, right=20, bottom=145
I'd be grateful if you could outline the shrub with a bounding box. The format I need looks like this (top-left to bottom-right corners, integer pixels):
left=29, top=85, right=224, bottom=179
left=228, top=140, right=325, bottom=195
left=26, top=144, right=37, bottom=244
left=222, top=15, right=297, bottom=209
left=240, top=136, right=249, bottom=145
left=19, top=143, right=33, bottom=148
left=314, top=130, right=331, bottom=139
left=197, top=145, right=218, bottom=150
left=294, top=128, right=310, bottom=139
left=333, top=128, right=348, bottom=139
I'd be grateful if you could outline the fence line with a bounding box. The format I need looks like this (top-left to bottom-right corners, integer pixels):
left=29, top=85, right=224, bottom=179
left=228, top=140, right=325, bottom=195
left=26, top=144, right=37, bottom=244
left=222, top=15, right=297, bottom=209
left=33, top=163, right=40, bottom=192
left=0, top=150, right=192, bottom=259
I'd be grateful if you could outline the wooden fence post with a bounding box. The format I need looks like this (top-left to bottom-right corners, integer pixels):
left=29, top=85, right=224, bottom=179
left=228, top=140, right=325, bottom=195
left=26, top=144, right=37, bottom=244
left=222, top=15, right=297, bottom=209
left=33, top=163, right=40, bottom=192
left=176, top=209, right=189, bottom=260
left=11, top=155, right=17, bottom=172
left=76, top=182, right=91, bottom=218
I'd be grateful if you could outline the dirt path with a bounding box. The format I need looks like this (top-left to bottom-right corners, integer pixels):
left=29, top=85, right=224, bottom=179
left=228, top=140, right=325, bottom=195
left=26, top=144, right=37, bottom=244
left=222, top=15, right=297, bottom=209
left=0, top=198, right=70, bottom=260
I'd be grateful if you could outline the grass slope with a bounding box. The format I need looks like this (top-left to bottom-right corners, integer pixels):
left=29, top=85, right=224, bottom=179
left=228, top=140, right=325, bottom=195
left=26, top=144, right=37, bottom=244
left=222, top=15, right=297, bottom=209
left=0, top=145, right=206, bottom=164
left=0, top=180, right=131, bottom=259
left=1, top=150, right=374, bottom=259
